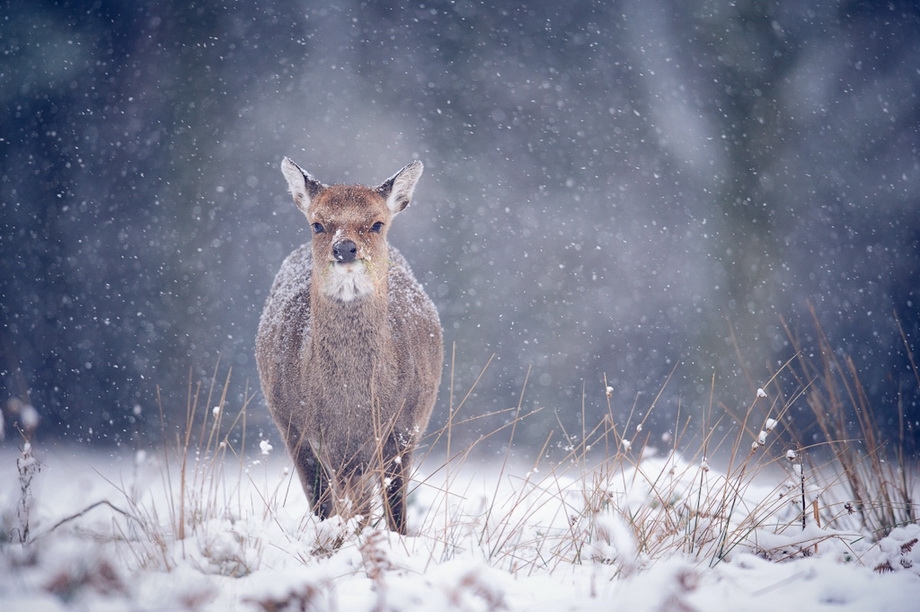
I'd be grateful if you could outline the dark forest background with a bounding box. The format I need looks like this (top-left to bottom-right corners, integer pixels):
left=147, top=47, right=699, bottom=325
left=2, top=0, right=918, bottom=454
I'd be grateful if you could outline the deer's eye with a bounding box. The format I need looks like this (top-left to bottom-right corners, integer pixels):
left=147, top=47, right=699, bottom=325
left=370, top=221, right=384, bottom=233
left=311, top=222, right=325, bottom=234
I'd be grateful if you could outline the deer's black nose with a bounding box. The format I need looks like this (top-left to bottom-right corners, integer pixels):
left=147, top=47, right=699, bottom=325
left=332, top=239, right=358, bottom=263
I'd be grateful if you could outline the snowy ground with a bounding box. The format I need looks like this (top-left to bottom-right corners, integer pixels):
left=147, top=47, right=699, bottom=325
left=1, top=442, right=919, bottom=611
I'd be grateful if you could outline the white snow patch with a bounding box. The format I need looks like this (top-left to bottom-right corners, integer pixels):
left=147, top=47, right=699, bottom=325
left=2, top=447, right=920, bottom=611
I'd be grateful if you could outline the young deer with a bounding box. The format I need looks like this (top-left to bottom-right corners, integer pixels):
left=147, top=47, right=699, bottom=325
left=256, top=157, right=442, bottom=534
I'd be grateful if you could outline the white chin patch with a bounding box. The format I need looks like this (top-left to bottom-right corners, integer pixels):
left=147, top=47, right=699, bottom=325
left=322, top=262, right=374, bottom=302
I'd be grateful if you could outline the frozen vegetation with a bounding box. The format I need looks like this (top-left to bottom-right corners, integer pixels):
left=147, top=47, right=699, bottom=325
left=2, top=363, right=918, bottom=611
left=2, top=447, right=918, bottom=610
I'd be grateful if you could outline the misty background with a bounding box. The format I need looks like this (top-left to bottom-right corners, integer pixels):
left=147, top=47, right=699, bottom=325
left=2, top=0, right=918, bottom=455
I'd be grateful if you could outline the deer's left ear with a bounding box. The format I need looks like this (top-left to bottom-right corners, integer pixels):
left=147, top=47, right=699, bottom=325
left=376, top=161, right=423, bottom=214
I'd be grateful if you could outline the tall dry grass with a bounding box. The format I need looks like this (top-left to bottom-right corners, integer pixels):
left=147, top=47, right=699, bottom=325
left=4, top=318, right=916, bottom=586
left=780, top=306, right=918, bottom=539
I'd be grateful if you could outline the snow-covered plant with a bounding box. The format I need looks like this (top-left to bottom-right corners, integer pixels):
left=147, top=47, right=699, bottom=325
left=14, top=441, right=40, bottom=545
left=0, top=399, right=42, bottom=545
left=4, top=336, right=915, bottom=609
left=782, top=310, right=918, bottom=539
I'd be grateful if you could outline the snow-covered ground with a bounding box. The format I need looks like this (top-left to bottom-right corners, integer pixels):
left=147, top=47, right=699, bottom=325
left=1, top=442, right=918, bottom=611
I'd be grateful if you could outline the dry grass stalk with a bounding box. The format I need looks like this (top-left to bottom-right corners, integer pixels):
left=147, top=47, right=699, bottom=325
left=6, top=317, right=916, bottom=597
left=781, top=305, right=917, bottom=539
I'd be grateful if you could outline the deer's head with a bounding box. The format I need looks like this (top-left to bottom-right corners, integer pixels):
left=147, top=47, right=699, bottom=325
left=282, top=158, right=423, bottom=302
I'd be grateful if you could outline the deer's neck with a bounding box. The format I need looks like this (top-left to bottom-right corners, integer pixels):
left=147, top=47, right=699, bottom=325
left=309, top=279, right=392, bottom=373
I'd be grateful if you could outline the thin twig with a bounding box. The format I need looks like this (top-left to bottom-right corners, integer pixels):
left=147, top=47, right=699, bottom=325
left=36, top=499, right=141, bottom=540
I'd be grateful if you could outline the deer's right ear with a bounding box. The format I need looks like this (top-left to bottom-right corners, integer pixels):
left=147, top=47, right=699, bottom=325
left=281, top=157, right=325, bottom=212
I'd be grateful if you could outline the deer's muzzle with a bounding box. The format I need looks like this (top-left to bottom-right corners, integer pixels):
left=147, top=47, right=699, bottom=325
left=332, top=239, right=358, bottom=264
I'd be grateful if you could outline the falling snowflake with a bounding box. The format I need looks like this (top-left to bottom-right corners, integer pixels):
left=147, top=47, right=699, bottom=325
left=259, top=439, right=273, bottom=455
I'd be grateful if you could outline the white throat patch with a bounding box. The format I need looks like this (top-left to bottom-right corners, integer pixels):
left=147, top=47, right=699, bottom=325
left=322, top=262, right=375, bottom=302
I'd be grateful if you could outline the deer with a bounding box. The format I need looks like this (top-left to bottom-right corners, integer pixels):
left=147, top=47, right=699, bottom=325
left=256, top=157, right=443, bottom=534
